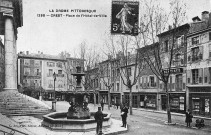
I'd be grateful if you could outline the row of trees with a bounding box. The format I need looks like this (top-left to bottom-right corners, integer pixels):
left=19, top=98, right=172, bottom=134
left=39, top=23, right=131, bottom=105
left=60, top=0, right=187, bottom=124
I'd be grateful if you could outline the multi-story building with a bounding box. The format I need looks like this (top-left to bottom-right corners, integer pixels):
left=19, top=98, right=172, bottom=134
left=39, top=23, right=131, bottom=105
left=110, top=57, right=121, bottom=105
left=137, top=44, right=161, bottom=110
left=186, top=11, right=211, bottom=117
left=18, top=51, right=67, bottom=100
left=0, top=38, right=4, bottom=90
left=157, top=23, right=190, bottom=113
left=136, top=23, right=190, bottom=113
left=85, top=66, right=100, bottom=104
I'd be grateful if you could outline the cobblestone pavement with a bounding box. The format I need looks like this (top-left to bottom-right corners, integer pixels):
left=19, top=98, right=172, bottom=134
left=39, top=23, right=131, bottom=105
left=44, top=101, right=211, bottom=135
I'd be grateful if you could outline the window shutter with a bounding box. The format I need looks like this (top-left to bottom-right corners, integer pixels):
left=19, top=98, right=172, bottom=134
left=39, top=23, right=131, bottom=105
left=187, top=70, right=191, bottom=84
left=142, top=76, right=145, bottom=88
left=177, top=37, right=181, bottom=48
left=181, top=35, right=184, bottom=46
left=172, top=75, right=175, bottom=91
left=147, top=76, right=149, bottom=87
left=183, top=74, right=186, bottom=90
left=187, top=51, right=192, bottom=63
left=199, top=46, right=203, bottom=60
left=154, top=76, right=157, bottom=87
left=187, top=37, right=191, bottom=47
left=204, top=68, right=209, bottom=84
left=160, top=81, right=162, bottom=90
left=140, top=77, right=142, bottom=87
left=198, top=68, right=203, bottom=84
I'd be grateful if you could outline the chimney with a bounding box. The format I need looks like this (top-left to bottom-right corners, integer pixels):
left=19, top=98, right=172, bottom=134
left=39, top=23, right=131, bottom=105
left=192, top=16, right=201, bottom=22
left=201, top=11, right=209, bottom=23
left=26, top=51, right=29, bottom=55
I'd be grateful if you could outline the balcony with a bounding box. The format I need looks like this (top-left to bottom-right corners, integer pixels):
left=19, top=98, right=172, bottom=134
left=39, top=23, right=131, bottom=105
left=150, top=83, right=156, bottom=87
left=47, top=74, right=53, bottom=77
left=34, top=72, right=41, bottom=76
left=57, top=74, right=64, bottom=77
left=48, top=84, right=53, bottom=88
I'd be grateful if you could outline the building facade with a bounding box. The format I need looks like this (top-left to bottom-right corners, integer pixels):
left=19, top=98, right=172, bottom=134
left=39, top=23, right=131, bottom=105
left=18, top=51, right=67, bottom=100
left=157, top=23, right=190, bottom=113
left=186, top=11, right=211, bottom=117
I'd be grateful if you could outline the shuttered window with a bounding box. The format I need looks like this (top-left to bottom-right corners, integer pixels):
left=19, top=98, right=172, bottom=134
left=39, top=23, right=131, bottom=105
left=187, top=70, right=191, bottom=84
left=204, top=68, right=209, bottom=84
left=198, top=68, right=203, bottom=84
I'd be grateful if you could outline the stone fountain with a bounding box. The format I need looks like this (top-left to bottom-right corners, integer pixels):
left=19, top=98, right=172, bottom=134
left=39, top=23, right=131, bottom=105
left=67, top=66, right=90, bottom=119
left=42, top=66, right=111, bottom=132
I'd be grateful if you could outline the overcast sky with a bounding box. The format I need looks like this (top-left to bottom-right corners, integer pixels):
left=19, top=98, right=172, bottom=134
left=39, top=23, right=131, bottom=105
left=16, top=0, right=211, bottom=56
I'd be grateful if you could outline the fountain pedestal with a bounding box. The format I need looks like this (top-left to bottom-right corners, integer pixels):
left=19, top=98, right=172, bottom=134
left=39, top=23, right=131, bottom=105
left=67, top=93, right=90, bottom=119
left=67, top=66, right=90, bottom=119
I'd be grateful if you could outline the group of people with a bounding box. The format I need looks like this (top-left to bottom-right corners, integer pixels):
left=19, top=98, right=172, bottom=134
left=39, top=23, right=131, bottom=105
left=95, top=101, right=194, bottom=134
left=95, top=101, right=128, bottom=134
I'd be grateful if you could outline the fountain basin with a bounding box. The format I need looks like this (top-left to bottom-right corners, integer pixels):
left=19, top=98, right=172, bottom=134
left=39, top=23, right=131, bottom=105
left=41, top=112, right=112, bottom=132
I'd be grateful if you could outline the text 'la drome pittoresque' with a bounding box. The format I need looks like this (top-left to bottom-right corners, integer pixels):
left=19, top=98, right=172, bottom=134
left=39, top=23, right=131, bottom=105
left=46, top=9, right=107, bottom=18
left=49, top=9, right=97, bottom=13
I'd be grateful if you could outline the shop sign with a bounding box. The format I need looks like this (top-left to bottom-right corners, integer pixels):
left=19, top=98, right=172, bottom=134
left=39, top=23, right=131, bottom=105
left=146, top=103, right=155, bottom=107
left=180, top=103, right=184, bottom=110
left=179, top=97, right=184, bottom=103
left=162, top=68, right=183, bottom=75
left=205, top=99, right=209, bottom=113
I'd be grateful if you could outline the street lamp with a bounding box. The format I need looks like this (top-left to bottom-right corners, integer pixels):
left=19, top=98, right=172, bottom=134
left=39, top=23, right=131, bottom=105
left=52, top=72, right=57, bottom=111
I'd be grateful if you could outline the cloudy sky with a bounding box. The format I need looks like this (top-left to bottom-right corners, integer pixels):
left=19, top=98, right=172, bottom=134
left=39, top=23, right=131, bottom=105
left=16, top=0, right=211, bottom=56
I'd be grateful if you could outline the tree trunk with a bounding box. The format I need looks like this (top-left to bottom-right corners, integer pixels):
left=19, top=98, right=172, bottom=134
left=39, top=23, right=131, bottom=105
left=129, top=86, right=133, bottom=115
left=108, top=89, right=111, bottom=110
left=164, top=82, right=172, bottom=123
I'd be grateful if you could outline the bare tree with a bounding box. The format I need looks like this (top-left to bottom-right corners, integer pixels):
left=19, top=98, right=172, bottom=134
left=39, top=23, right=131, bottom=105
left=117, top=35, right=144, bottom=115
left=139, top=0, right=187, bottom=123
left=101, top=34, right=144, bottom=114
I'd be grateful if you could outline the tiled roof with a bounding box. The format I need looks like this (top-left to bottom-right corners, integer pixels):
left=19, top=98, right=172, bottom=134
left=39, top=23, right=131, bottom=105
left=18, top=53, right=66, bottom=61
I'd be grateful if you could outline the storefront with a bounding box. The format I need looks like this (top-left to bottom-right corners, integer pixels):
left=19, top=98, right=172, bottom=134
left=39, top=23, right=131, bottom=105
left=124, top=92, right=139, bottom=108
left=140, top=93, right=157, bottom=109
left=88, top=92, right=99, bottom=104
left=111, top=93, right=121, bottom=105
left=188, top=87, right=211, bottom=117
left=99, top=91, right=108, bottom=104
left=161, top=92, right=186, bottom=113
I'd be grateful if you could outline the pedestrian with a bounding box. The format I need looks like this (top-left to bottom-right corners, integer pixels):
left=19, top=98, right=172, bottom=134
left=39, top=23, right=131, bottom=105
left=94, top=107, right=104, bottom=135
left=185, top=109, right=193, bottom=127
left=121, top=104, right=128, bottom=128
left=100, top=100, right=104, bottom=111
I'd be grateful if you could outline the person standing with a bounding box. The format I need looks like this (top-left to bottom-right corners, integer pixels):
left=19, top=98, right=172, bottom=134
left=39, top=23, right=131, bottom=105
left=94, top=107, right=104, bottom=135
left=121, top=104, right=128, bottom=128
left=185, top=109, right=193, bottom=127
left=100, top=100, right=104, bottom=111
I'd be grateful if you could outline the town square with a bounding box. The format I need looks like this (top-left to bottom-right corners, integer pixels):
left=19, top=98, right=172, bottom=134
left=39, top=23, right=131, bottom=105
left=0, top=0, right=211, bottom=135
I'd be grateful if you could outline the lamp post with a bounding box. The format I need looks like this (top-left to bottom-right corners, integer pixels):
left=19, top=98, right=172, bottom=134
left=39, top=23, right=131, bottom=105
left=52, top=72, right=57, bottom=111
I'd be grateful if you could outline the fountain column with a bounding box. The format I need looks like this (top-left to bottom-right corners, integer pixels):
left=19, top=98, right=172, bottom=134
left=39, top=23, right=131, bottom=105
left=4, top=16, right=17, bottom=91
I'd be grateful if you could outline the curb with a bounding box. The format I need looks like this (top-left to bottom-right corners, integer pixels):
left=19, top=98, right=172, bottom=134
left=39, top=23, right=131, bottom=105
left=133, top=108, right=211, bottom=120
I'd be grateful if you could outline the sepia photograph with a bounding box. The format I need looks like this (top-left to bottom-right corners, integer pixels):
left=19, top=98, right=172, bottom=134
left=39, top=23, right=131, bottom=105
left=0, top=0, right=211, bottom=135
